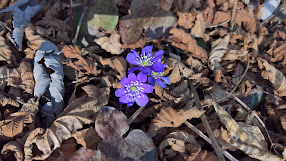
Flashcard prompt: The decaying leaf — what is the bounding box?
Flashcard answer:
[62,45,101,76]
[69,147,99,161]
[191,13,206,40]
[0,93,19,107]
[72,128,101,150]
[95,106,129,140]
[0,36,16,65]
[7,61,34,94]
[94,32,123,55]
[0,98,38,141]
[24,80,110,160]
[177,11,196,29]
[257,58,286,96]
[158,0,174,11]
[212,101,284,161]
[1,141,23,161]
[168,28,208,63]
[148,101,204,137]
[25,24,50,51]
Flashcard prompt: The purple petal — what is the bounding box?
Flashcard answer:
[152,50,164,63]
[160,76,170,85]
[140,84,153,93]
[148,76,156,86]
[119,94,131,104]
[115,88,126,97]
[152,62,164,72]
[135,93,149,106]
[128,73,137,82]
[127,102,134,107]
[142,45,153,58]
[128,66,142,73]
[157,79,167,88]
[142,67,152,75]
[126,50,140,65]
[120,76,129,86]
[137,72,147,83]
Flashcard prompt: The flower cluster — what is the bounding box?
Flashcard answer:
[116,45,170,107]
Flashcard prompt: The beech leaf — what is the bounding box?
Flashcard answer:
[94,32,123,55]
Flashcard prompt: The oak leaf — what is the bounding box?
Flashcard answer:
[94,32,123,55]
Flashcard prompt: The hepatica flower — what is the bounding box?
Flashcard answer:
[115,72,153,107]
[148,65,170,88]
[126,45,165,75]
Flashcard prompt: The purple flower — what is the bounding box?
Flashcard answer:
[148,69,170,88]
[126,45,165,75]
[115,72,153,107]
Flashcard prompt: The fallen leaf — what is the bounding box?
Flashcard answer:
[168,28,208,63]
[0,98,38,141]
[94,32,123,55]
[0,35,17,66]
[177,11,196,29]
[95,106,129,140]
[257,58,286,96]
[148,101,204,137]
[7,61,34,94]
[0,66,11,84]
[191,13,206,40]
[212,101,284,161]
[24,81,110,160]
[69,147,98,161]
[25,24,51,51]
[62,45,101,76]
[1,141,23,161]
[46,138,77,161]
[72,128,101,150]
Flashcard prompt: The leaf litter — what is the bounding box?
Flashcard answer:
[0,0,286,161]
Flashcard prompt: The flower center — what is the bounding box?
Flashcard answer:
[152,71,162,79]
[142,60,148,66]
[131,86,137,91]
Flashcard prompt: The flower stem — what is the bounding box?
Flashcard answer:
[128,106,145,124]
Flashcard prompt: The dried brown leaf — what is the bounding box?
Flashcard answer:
[94,32,123,55]
[96,55,127,79]
[235,9,259,33]
[211,11,231,26]
[0,99,38,140]
[1,141,23,161]
[257,58,286,96]
[148,103,204,137]
[7,61,34,94]
[191,13,206,40]
[168,28,208,63]
[0,35,16,65]
[61,45,101,76]
[270,43,286,65]
[24,79,110,160]
[46,138,77,161]
[177,11,196,29]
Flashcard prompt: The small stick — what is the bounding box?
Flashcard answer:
[72,0,89,44]
[128,106,145,124]
[189,80,226,161]
[206,19,230,28]
[184,121,239,161]
[230,0,238,30]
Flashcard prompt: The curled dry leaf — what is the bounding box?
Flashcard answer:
[94,32,124,55]
[61,45,101,76]
[24,79,110,160]
[1,141,23,161]
[168,28,208,63]
[212,101,284,161]
[0,36,16,65]
[0,98,38,141]
[148,101,204,137]
[7,61,34,94]
[0,93,19,107]
[257,58,286,96]
[191,13,206,41]
[95,106,129,140]
[269,43,286,65]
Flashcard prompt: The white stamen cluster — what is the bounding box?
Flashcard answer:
[151,71,162,79]
[136,53,154,67]
[124,80,144,102]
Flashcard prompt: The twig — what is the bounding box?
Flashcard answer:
[230,0,238,30]
[72,0,89,44]
[189,80,226,161]
[206,19,230,28]
[184,121,239,161]
[128,106,145,124]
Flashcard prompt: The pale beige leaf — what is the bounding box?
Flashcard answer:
[72,128,101,150]
[191,13,206,40]
[96,55,127,79]
[7,61,35,94]
[1,141,23,161]
[24,78,110,160]
[94,32,123,55]
[25,24,50,51]
[208,34,230,71]
[212,101,284,161]
[0,99,38,140]
[177,11,196,29]
[164,58,194,83]
[257,58,286,96]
